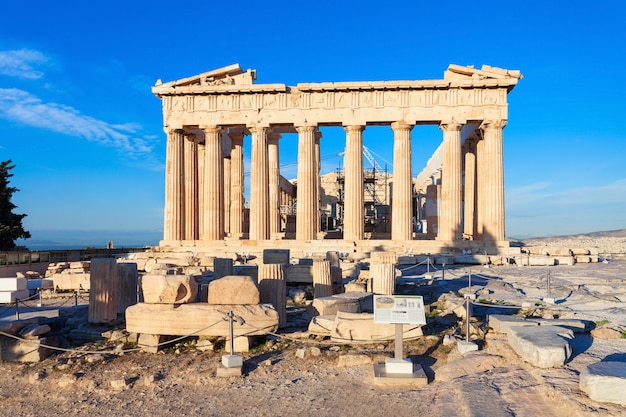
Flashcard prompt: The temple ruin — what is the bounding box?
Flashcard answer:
[150,64,523,261]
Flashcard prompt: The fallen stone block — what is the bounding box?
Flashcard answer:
[331,311,423,343]
[579,361,626,406]
[488,314,540,334]
[0,335,56,362]
[262,249,290,265]
[285,265,313,284]
[126,303,279,338]
[141,274,198,304]
[532,318,593,333]
[308,315,335,336]
[507,325,574,368]
[51,273,90,291]
[208,275,260,305]
[308,292,372,318]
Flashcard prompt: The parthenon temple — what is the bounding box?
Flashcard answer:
[151,64,523,260]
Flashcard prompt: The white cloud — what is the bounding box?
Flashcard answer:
[0,88,155,159]
[0,49,48,79]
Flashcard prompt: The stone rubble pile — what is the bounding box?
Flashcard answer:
[45,261,91,291]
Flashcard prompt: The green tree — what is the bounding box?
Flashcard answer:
[0,160,30,250]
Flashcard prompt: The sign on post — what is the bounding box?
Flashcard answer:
[373,295,426,325]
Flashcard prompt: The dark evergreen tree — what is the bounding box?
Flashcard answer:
[0,160,31,250]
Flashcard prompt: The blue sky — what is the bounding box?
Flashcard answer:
[1,0,625,248]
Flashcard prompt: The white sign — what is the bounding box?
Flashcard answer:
[373,295,426,325]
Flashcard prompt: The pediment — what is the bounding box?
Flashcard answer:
[445,64,523,81]
[155,64,257,88]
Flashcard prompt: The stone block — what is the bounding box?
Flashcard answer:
[232,265,258,281]
[51,273,90,291]
[0,278,27,291]
[308,315,335,336]
[263,249,290,265]
[457,340,479,355]
[308,292,373,318]
[507,325,574,368]
[331,311,423,343]
[26,279,54,290]
[126,303,279,338]
[138,333,167,353]
[285,265,313,284]
[488,314,539,334]
[0,335,55,362]
[207,275,259,305]
[579,361,626,406]
[141,274,198,304]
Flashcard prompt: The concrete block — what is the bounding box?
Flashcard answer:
[457,340,479,355]
[0,278,27,291]
[0,289,29,303]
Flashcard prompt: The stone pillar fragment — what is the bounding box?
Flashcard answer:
[203,126,225,240]
[296,125,318,240]
[480,120,507,241]
[117,262,138,315]
[214,258,233,280]
[439,122,463,241]
[258,263,287,327]
[343,125,365,241]
[249,126,270,240]
[313,260,333,298]
[391,122,414,241]
[371,263,396,295]
[89,258,118,324]
[163,128,185,240]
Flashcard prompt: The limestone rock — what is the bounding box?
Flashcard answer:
[207,275,259,305]
[435,352,504,382]
[308,292,372,318]
[507,325,574,368]
[141,274,198,304]
[337,354,371,367]
[579,361,626,406]
[590,326,625,340]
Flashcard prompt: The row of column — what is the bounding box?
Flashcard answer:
[163,120,506,243]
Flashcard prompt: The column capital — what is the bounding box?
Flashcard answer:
[390,121,414,131]
[267,131,282,141]
[165,126,184,135]
[343,125,365,133]
[439,121,463,131]
[200,125,224,134]
[295,124,317,134]
[248,125,269,135]
[480,119,507,130]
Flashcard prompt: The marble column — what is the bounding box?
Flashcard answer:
[475,137,486,239]
[315,131,322,234]
[202,126,224,240]
[391,122,414,241]
[183,131,199,241]
[296,125,318,240]
[343,125,365,241]
[480,120,507,242]
[229,130,245,237]
[249,126,270,240]
[268,132,282,237]
[163,128,185,241]
[438,122,463,241]
[197,140,205,239]
[223,148,231,236]
[463,139,477,239]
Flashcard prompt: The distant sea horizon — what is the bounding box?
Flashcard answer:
[16,229,162,251]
